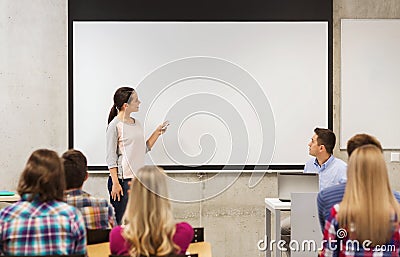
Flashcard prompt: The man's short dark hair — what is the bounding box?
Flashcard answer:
[62,149,88,189]
[346,134,382,157]
[314,128,336,154]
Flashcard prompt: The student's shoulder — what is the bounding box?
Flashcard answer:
[304,158,318,173]
[305,157,316,165]
[53,200,85,217]
[0,201,39,220]
[83,193,111,207]
[0,202,23,220]
[176,222,193,229]
[318,183,346,199]
[333,156,347,167]
[110,225,124,239]
[107,117,121,130]
[176,222,194,235]
[393,191,400,203]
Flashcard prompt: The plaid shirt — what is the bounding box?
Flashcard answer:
[0,194,86,256]
[64,189,116,229]
[321,204,400,257]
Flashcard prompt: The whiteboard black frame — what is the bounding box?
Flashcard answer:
[68,0,333,171]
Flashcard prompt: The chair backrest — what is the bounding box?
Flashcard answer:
[87,229,111,245]
[291,192,321,257]
[191,227,204,243]
[187,242,212,257]
[87,242,110,257]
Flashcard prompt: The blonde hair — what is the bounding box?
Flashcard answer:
[122,166,179,256]
[338,145,400,245]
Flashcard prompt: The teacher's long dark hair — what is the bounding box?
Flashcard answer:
[108,87,135,124]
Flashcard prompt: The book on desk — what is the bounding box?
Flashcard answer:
[0,191,15,196]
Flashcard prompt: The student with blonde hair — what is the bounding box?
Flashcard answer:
[316,133,400,232]
[109,166,194,257]
[321,145,400,256]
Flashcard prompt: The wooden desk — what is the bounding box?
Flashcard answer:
[0,194,20,202]
[265,198,291,257]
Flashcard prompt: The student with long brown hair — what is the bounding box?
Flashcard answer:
[106,86,168,224]
[320,145,400,256]
[109,166,194,257]
[0,149,86,256]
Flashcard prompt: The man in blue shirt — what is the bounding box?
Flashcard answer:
[282,128,346,256]
[304,128,347,190]
[316,133,400,232]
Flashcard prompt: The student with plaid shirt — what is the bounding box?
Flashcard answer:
[0,149,87,256]
[63,149,116,229]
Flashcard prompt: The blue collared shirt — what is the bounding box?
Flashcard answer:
[304,155,347,191]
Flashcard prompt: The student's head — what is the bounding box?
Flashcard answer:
[62,149,88,190]
[346,145,388,196]
[123,166,178,256]
[346,133,382,157]
[108,86,139,124]
[339,145,399,245]
[17,149,65,202]
[308,127,336,156]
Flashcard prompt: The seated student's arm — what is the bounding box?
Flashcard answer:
[72,210,87,255]
[393,191,400,203]
[320,205,340,257]
[173,222,195,254]
[108,203,117,228]
[336,169,347,185]
[317,190,327,232]
[303,158,317,173]
[0,217,3,254]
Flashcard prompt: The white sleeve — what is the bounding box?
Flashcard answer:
[106,122,119,169]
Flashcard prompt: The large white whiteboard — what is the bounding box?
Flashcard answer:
[73,22,328,167]
[341,19,400,149]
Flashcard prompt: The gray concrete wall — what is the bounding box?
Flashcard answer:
[0,0,68,189]
[1,1,400,256]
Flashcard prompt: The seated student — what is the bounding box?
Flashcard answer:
[63,149,116,229]
[304,127,347,191]
[0,149,86,256]
[317,134,400,232]
[109,166,194,256]
[320,145,400,256]
[281,128,346,256]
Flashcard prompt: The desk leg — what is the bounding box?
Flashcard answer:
[265,208,271,257]
[274,210,281,257]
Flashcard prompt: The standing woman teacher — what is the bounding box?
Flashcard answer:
[106,86,167,224]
